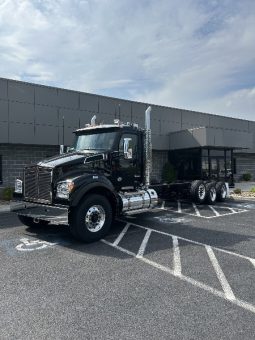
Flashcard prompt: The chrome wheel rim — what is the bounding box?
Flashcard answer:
[85,205,106,232]
[210,187,217,202]
[198,184,206,200]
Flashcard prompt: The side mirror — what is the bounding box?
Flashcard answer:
[123,138,133,159]
[66,146,73,153]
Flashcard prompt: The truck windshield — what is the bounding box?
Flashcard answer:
[72,131,117,151]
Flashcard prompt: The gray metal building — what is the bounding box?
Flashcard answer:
[0,77,254,190]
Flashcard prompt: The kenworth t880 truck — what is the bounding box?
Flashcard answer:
[11,107,228,242]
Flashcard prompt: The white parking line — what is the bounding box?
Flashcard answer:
[208,205,220,217]
[163,202,248,219]
[113,223,130,246]
[192,203,201,217]
[249,259,255,268]
[172,236,182,276]
[123,220,254,263]
[205,245,235,301]
[102,222,255,314]
[136,229,151,258]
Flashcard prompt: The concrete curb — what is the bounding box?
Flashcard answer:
[230,196,255,201]
[0,205,10,214]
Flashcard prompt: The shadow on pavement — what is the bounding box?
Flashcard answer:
[23,216,255,260]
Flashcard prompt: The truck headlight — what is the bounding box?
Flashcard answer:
[56,180,74,199]
[15,179,23,194]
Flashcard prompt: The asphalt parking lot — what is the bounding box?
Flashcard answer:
[1,199,255,339]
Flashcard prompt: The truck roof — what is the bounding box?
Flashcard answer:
[75,123,142,134]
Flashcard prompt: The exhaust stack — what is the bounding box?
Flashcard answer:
[144,106,152,189]
[91,115,97,126]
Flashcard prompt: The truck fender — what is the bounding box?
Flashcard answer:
[70,181,117,207]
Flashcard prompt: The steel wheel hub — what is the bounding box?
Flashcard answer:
[210,187,217,202]
[85,205,106,232]
[198,184,206,200]
[221,186,227,198]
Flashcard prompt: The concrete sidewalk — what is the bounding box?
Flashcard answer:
[0,201,10,214]
[233,182,255,192]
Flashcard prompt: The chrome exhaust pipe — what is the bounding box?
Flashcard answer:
[91,115,96,126]
[144,106,152,189]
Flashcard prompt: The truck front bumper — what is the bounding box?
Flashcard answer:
[10,200,69,225]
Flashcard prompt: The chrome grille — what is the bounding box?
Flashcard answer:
[24,166,52,203]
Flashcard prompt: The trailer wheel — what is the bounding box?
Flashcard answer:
[70,194,112,243]
[190,180,206,204]
[205,183,217,204]
[18,215,49,228]
[215,182,227,202]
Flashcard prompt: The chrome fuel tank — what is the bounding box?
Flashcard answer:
[119,189,158,212]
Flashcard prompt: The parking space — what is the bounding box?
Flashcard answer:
[103,219,255,313]
[162,200,248,219]
[1,199,255,338]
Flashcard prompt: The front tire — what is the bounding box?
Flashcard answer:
[70,194,112,243]
[18,215,49,228]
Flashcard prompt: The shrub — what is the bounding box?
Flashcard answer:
[242,173,252,181]
[2,187,14,201]
[233,188,242,195]
[162,162,176,184]
[250,187,255,193]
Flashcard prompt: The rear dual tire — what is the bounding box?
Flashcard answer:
[190,180,227,204]
[215,181,227,202]
[190,180,207,204]
[205,182,217,204]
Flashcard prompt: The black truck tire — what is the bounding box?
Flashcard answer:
[190,180,207,204]
[18,215,49,228]
[70,194,112,243]
[215,181,227,202]
[205,182,217,204]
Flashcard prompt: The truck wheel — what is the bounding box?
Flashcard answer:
[205,183,217,204]
[190,180,206,204]
[18,215,49,228]
[216,182,227,202]
[70,194,112,243]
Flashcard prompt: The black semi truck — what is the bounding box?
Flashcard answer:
[11,107,228,242]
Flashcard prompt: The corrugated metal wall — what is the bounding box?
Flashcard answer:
[0,77,254,151]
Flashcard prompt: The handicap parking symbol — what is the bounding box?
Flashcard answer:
[16,238,57,252]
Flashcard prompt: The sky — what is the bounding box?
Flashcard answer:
[0,0,254,120]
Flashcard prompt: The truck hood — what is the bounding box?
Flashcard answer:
[37,151,95,168]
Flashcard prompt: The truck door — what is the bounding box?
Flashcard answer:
[114,133,142,188]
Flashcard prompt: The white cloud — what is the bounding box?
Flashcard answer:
[0,0,254,120]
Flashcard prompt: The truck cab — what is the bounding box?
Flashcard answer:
[11,108,228,243]
[11,115,158,242]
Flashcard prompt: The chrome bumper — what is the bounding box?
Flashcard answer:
[10,200,69,225]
